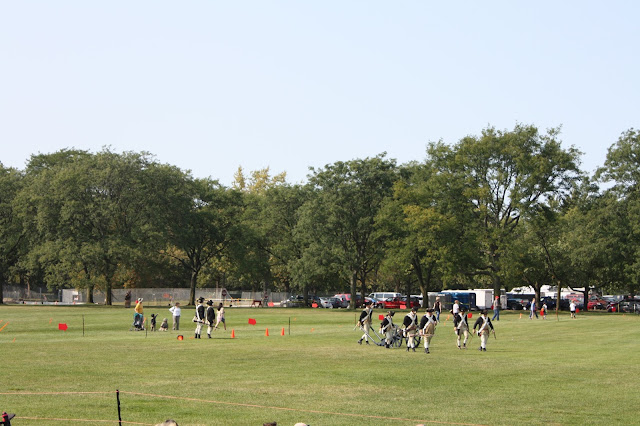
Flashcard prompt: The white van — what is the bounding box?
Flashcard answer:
[369,292,403,303]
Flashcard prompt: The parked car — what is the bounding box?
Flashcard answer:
[375,297,419,310]
[587,299,608,310]
[281,295,306,308]
[307,295,322,307]
[333,294,350,308]
[539,297,557,310]
[318,297,340,308]
[507,298,527,310]
[400,296,421,308]
[369,292,403,302]
[318,297,331,308]
[619,300,640,313]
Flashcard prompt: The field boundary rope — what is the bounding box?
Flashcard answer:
[1,390,487,426]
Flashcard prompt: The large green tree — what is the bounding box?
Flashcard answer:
[427,124,581,297]
[20,149,165,304]
[297,155,397,308]
[161,178,243,305]
[0,164,24,303]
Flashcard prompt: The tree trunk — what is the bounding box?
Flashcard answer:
[87,284,94,304]
[188,269,198,306]
[104,267,112,305]
[492,274,502,307]
[0,281,4,304]
[349,271,357,309]
[412,257,426,308]
[556,280,562,316]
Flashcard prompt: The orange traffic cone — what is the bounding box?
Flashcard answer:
[311,328,314,332]
[281,327,285,336]
[231,329,235,338]
[265,328,269,337]
[519,313,522,319]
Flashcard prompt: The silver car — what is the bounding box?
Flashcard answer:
[319,297,337,308]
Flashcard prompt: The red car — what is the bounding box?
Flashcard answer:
[587,299,607,310]
[376,296,420,310]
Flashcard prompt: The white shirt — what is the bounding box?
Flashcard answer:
[169,306,181,316]
[452,303,460,314]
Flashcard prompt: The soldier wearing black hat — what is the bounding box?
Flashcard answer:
[194,297,205,339]
[473,309,495,351]
[403,307,419,352]
[419,308,438,354]
[453,307,470,349]
[357,300,373,345]
[380,311,395,348]
[205,300,216,338]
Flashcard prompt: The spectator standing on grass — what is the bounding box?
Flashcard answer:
[357,300,373,345]
[453,307,469,349]
[134,298,144,329]
[452,300,460,316]
[206,300,216,338]
[419,308,438,354]
[215,302,227,331]
[529,298,538,319]
[491,295,500,321]
[570,300,577,318]
[433,296,442,322]
[473,309,495,352]
[541,302,548,319]
[169,302,181,330]
[135,298,144,316]
[194,297,205,339]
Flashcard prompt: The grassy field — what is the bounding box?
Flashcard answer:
[1,304,639,426]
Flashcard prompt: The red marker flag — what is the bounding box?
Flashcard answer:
[467,313,472,319]
[378,314,384,320]
[58,323,68,331]
[248,318,257,325]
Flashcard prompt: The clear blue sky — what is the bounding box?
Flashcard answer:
[1,1,638,185]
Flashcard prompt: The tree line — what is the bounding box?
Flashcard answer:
[1,124,639,307]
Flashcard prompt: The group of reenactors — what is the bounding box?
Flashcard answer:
[356,300,496,353]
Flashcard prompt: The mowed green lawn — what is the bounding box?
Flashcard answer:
[1,305,639,426]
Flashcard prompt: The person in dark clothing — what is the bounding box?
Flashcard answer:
[194,297,205,339]
[1,411,15,426]
[205,300,216,338]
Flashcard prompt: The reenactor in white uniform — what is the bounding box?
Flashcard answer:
[419,308,438,354]
[380,311,395,348]
[453,307,470,349]
[402,307,419,352]
[473,309,495,352]
[357,301,374,345]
